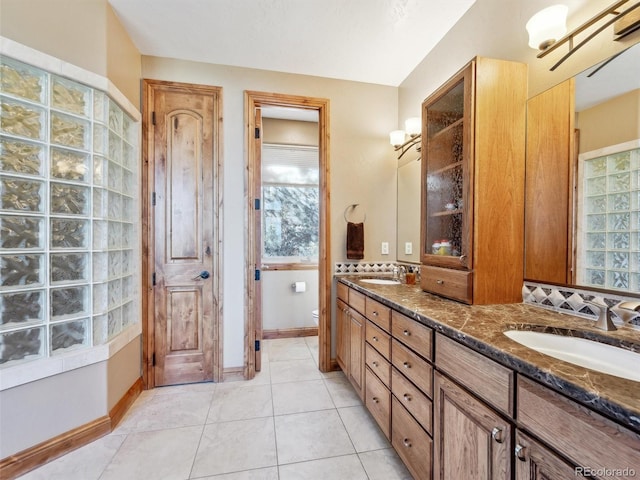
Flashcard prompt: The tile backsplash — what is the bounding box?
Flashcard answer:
[523,281,640,328]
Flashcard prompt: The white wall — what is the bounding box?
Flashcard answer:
[142,56,399,368]
[263,271,319,330]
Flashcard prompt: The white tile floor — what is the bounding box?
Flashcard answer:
[18,337,413,480]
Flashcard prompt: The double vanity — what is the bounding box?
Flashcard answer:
[336,276,640,480]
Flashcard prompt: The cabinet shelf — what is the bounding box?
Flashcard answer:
[429,117,464,140]
[430,209,462,217]
[427,161,463,176]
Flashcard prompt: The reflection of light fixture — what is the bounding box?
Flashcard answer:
[390,117,422,159]
[529,1,640,71]
[526,4,568,50]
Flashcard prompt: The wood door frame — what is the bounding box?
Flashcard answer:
[245,91,331,377]
[142,79,224,389]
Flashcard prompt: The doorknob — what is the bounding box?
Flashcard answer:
[193,271,210,280]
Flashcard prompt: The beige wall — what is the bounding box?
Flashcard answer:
[577,89,640,153]
[0,0,141,105]
[142,56,398,367]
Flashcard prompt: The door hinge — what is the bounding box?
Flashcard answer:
[152,272,156,286]
[152,192,156,206]
[255,340,260,352]
[255,127,260,139]
[152,352,156,366]
[254,269,261,281]
[254,198,260,210]
[152,111,156,126]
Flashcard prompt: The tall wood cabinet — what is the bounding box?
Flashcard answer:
[420,57,527,304]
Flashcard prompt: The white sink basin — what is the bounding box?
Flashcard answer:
[504,330,640,382]
[360,278,401,285]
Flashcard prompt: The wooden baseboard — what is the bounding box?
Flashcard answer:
[263,327,318,339]
[0,377,143,480]
[222,367,245,382]
[109,376,144,429]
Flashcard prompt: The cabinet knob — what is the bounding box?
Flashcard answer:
[403,438,412,448]
[403,361,411,369]
[403,329,411,336]
[515,444,527,461]
[372,361,379,367]
[372,396,379,403]
[372,336,378,342]
[436,279,444,285]
[373,311,379,316]
[491,427,504,444]
[403,393,412,402]
[459,254,467,264]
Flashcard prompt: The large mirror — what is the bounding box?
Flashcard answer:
[526,42,640,294]
[396,154,421,264]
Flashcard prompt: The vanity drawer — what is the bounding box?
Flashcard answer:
[366,320,390,359]
[392,396,433,480]
[365,367,391,439]
[337,281,349,302]
[392,367,432,434]
[349,288,366,315]
[365,297,391,332]
[366,343,391,386]
[436,333,514,416]
[518,376,640,476]
[391,339,433,398]
[391,311,433,361]
[420,265,473,304]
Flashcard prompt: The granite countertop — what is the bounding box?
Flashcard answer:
[338,275,640,433]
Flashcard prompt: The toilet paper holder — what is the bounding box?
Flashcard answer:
[292,281,306,292]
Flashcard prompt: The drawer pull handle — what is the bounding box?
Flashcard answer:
[515,444,527,461]
[372,361,379,367]
[491,427,504,444]
[403,329,411,336]
[372,396,379,403]
[403,362,411,369]
[459,254,467,264]
[372,336,378,342]
[373,311,379,316]
[436,279,444,285]
[403,393,412,402]
[403,438,412,448]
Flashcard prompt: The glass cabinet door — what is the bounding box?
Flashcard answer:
[421,64,473,270]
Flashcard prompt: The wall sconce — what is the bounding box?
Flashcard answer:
[390,117,422,160]
[526,4,568,50]
[528,1,640,71]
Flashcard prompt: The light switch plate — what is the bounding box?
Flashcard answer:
[381,242,389,255]
[405,242,413,255]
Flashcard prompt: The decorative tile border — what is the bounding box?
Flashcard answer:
[523,281,640,328]
[334,262,397,274]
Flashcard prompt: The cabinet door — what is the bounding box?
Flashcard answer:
[421,62,474,270]
[434,372,511,480]
[349,309,365,400]
[336,299,349,373]
[515,431,583,480]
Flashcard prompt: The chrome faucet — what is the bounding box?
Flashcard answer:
[584,300,617,331]
[611,301,640,325]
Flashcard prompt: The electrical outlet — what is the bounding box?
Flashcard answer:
[405,242,413,255]
[381,242,389,255]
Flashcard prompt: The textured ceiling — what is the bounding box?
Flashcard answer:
[108,0,476,86]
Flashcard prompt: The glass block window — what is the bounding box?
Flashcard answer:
[577,146,639,292]
[262,144,319,263]
[0,55,139,367]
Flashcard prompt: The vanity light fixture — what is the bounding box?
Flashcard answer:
[390,117,422,160]
[528,0,640,71]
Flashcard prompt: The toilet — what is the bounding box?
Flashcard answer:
[312,309,319,326]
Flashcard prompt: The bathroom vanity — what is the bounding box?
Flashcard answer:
[336,276,640,480]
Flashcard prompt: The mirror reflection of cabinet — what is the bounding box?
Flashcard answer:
[524,79,576,284]
[420,57,527,305]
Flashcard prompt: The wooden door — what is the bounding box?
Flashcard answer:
[349,309,365,399]
[514,431,582,479]
[434,371,511,480]
[148,81,221,386]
